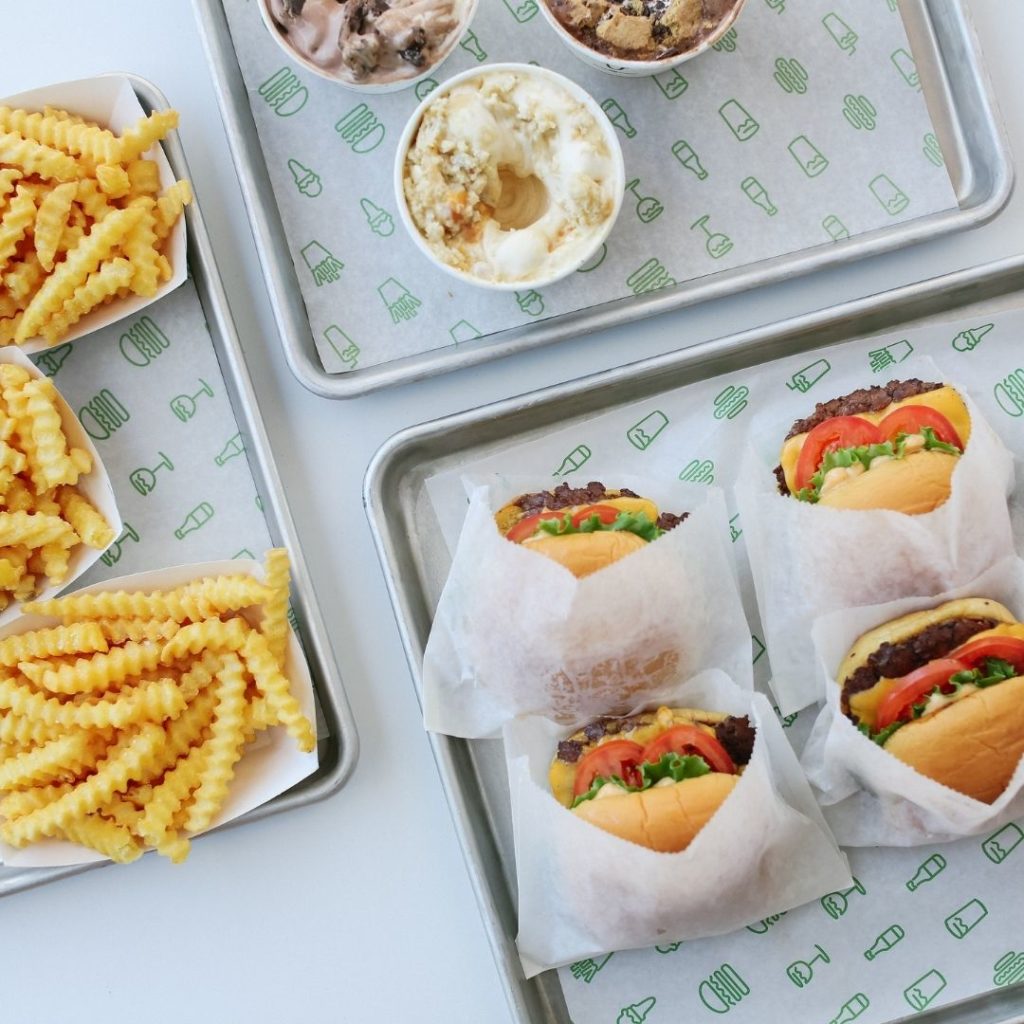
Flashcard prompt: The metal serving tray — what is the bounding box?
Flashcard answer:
[193,0,1009,399]
[365,252,1024,1024]
[0,75,359,897]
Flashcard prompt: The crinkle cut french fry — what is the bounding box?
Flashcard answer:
[33,181,77,273]
[0,130,80,182]
[0,168,22,208]
[0,730,101,790]
[116,109,180,163]
[0,622,107,666]
[154,179,192,241]
[0,510,77,549]
[20,377,77,492]
[20,640,162,695]
[61,813,142,864]
[54,486,113,550]
[126,159,160,198]
[135,741,205,861]
[96,617,180,645]
[0,780,73,819]
[0,107,120,164]
[0,186,37,275]
[260,548,290,672]
[241,630,315,753]
[95,163,130,199]
[40,256,135,344]
[4,250,45,305]
[123,197,160,298]
[159,618,248,665]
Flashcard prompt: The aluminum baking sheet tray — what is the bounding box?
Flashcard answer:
[365,252,1024,1024]
[0,75,359,897]
[194,0,1009,399]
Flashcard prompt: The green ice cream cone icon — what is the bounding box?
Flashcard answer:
[515,290,544,316]
[288,158,322,197]
[823,12,857,54]
[34,343,73,377]
[301,241,344,285]
[360,198,395,237]
[618,996,656,1023]
[952,323,994,352]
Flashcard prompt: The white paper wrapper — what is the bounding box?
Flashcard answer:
[736,376,1015,714]
[422,476,752,737]
[0,559,319,867]
[1,75,188,352]
[0,349,121,628]
[801,556,1024,847]
[505,670,852,975]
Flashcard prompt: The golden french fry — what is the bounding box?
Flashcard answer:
[0,510,77,549]
[123,197,160,298]
[154,179,192,242]
[241,630,315,753]
[260,548,290,672]
[0,186,37,275]
[0,107,119,164]
[20,640,162,695]
[54,486,113,550]
[61,813,143,863]
[126,159,160,198]
[0,130,81,182]
[96,617,180,645]
[4,251,46,305]
[33,181,77,273]
[40,256,134,344]
[0,623,107,666]
[117,109,179,163]
[95,163,130,199]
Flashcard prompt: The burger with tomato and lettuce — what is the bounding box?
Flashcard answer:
[840,598,1024,803]
[549,706,754,851]
[775,379,969,514]
[496,482,688,578]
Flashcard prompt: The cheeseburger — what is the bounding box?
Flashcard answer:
[550,706,755,851]
[496,482,687,578]
[840,598,1024,803]
[775,379,969,514]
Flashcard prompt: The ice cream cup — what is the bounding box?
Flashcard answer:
[394,63,625,292]
[537,0,747,77]
[258,0,479,94]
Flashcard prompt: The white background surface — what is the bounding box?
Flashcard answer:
[1,2,1021,1022]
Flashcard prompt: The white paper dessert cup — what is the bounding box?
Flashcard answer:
[394,63,625,292]
[257,0,479,94]
[536,0,747,77]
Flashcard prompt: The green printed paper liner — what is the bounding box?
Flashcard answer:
[0,349,121,629]
[504,669,851,975]
[422,476,752,737]
[0,558,319,868]
[801,556,1024,847]
[735,367,1015,714]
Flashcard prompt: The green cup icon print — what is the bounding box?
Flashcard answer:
[119,314,169,367]
[787,945,830,988]
[502,0,538,22]
[361,198,395,237]
[982,822,1024,862]
[923,133,944,167]
[871,174,910,215]
[450,319,481,344]
[379,278,421,323]
[823,215,850,241]
[323,325,360,368]
[215,432,245,467]
[129,451,173,497]
[174,502,214,541]
[907,853,946,890]
[787,358,830,393]
[993,370,1024,418]
[713,384,749,419]
[864,925,905,960]
[553,444,591,477]
[712,27,738,52]
[79,389,129,440]
[627,258,676,294]
[823,12,857,53]
[952,323,993,352]
[945,898,988,939]
[601,98,637,139]
[655,69,688,100]
[904,970,946,1012]
[415,78,439,102]
[746,912,786,934]
[843,95,877,130]
[618,996,656,1023]
[679,458,714,484]
[719,99,759,141]
[335,104,386,153]
[171,378,214,422]
[741,177,777,216]
[672,140,708,180]
[627,410,669,450]
[869,340,913,371]
[829,993,869,1024]
[258,67,308,117]
[570,953,612,982]
[626,178,663,223]
[100,522,139,567]
[35,342,73,377]
[820,877,865,918]
[774,57,808,94]
[459,29,487,61]
[699,964,749,1013]
[789,135,828,177]
[287,158,321,197]
[994,952,1024,987]
[301,241,344,285]
[892,48,921,90]
[691,215,733,259]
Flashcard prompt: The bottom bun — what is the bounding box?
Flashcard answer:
[818,449,957,514]
[572,773,738,852]
[883,674,1024,803]
[521,531,648,578]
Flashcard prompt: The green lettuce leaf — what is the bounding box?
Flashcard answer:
[569,753,712,808]
[535,509,663,543]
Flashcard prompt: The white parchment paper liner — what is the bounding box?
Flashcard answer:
[0,558,319,867]
[505,669,852,976]
[736,377,1015,714]
[1,75,187,352]
[422,476,752,738]
[801,556,1024,847]
[0,349,121,628]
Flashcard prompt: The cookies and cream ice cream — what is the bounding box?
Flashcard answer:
[265,0,467,85]
[400,68,622,286]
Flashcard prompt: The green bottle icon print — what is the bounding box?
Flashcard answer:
[823,215,850,241]
[174,502,214,541]
[335,104,385,153]
[864,925,905,959]
[379,278,421,323]
[923,133,944,167]
[891,48,921,90]
[119,314,170,366]
[952,323,993,352]
[654,69,688,100]
[570,953,612,982]
[626,178,663,223]
[786,944,829,988]
[627,410,669,450]
[287,158,322,197]
[415,79,439,102]
[679,458,715,484]
[719,99,759,141]
[129,451,173,496]
[945,898,987,939]
[994,952,1024,986]
[672,140,708,180]
[100,522,139,567]
[789,135,828,177]
[820,877,866,918]
[301,241,344,285]
[906,853,946,890]
[774,57,808,94]
[450,320,481,344]
[577,242,608,272]
[691,215,734,259]
[170,378,214,422]
[618,996,656,1023]
[627,258,676,294]
[553,444,591,477]
[868,339,913,371]
[502,0,538,22]
[459,29,487,61]
[870,174,910,215]
[698,965,749,1013]
[515,290,544,316]
[787,358,830,392]
[712,28,738,52]
[258,67,308,117]
[982,822,1024,862]
[713,384,749,419]
[751,634,766,663]
[601,98,637,139]
[79,389,129,440]
[215,432,245,466]
[746,912,786,934]
[823,13,857,54]
[741,177,777,216]
[360,198,395,237]
[994,370,1024,418]
[323,325,360,368]
[34,342,73,377]
[829,993,869,1024]
[904,970,946,1011]
[729,513,741,542]
[843,95,877,130]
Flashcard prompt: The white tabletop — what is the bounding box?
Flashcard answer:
[2,2,1022,1022]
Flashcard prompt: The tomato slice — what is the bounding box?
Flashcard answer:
[640,725,735,775]
[877,405,963,449]
[570,504,621,528]
[505,510,564,544]
[874,658,968,731]
[573,740,645,797]
[794,416,884,492]
[948,635,1024,673]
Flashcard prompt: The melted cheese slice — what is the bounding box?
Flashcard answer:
[780,386,971,494]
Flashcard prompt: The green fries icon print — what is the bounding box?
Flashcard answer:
[823,12,857,54]
[627,410,668,450]
[302,241,344,285]
[789,135,829,177]
[654,69,688,100]
[379,278,421,323]
[945,898,988,939]
[871,174,910,215]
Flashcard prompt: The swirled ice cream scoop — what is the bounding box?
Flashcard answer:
[399,67,622,286]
